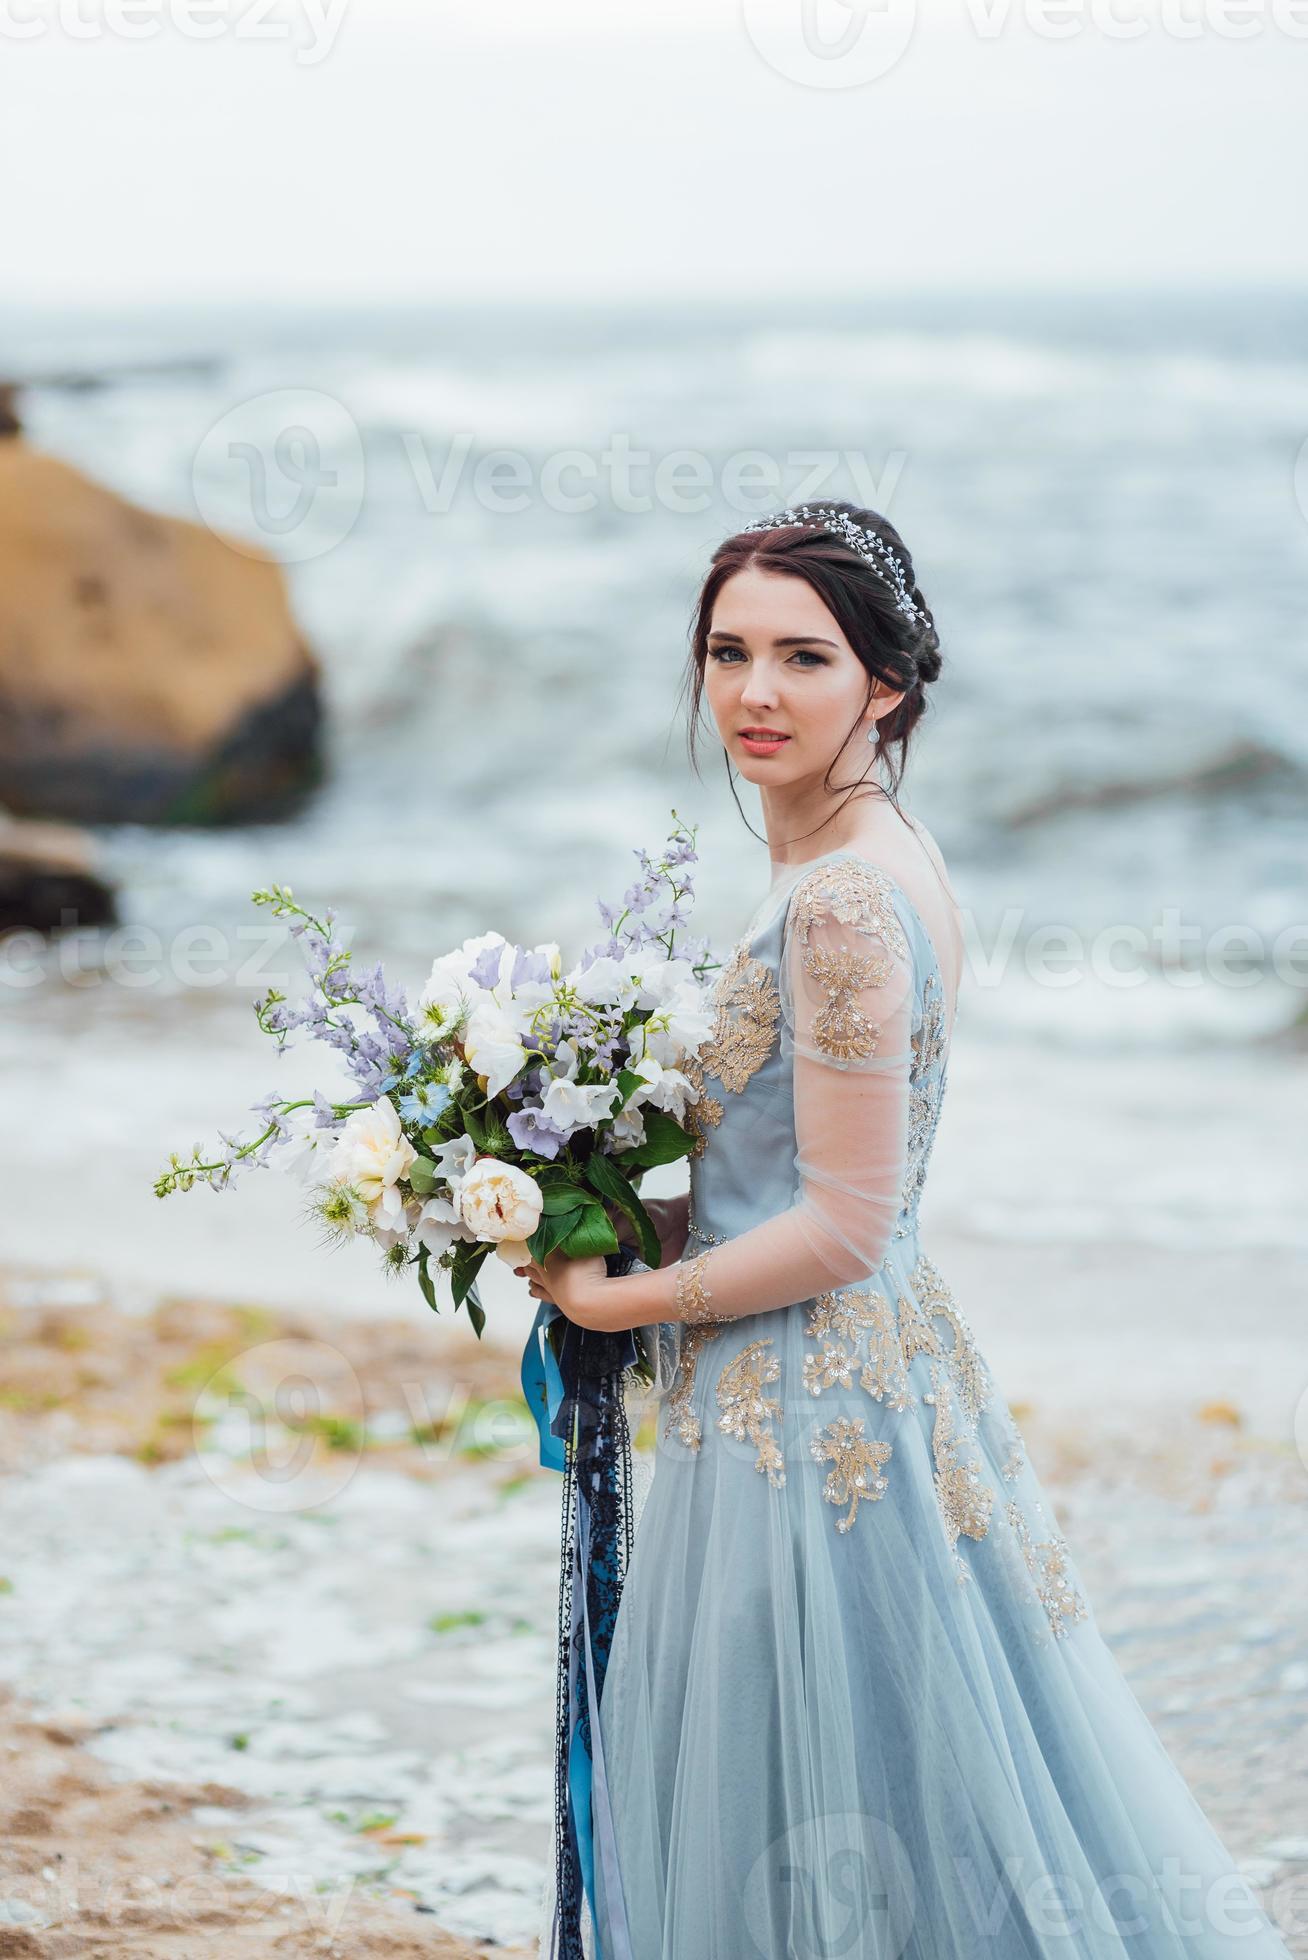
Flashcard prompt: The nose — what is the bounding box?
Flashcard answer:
[739,663,779,709]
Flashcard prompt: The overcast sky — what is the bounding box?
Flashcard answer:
[4,0,1304,304]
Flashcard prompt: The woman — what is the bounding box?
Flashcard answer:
[518,504,1291,1959]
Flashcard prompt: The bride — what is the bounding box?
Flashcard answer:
[517,503,1291,1958]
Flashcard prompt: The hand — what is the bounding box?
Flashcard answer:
[514,1250,628,1331]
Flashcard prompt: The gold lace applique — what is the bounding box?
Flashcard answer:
[924,1359,994,1582]
[803,1286,915,1413]
[893,970,949,1242]
[859,1289,917,1412]
[683,937,780,1154]
[912,1254,994,1428]
[801,944,892,1061]
[802,1254,1015,1562]
[788,859,910,1064]
[788,858,911,962]
[662,1323,724,1451]
[716,1338,785,1487]
[810,1414,892,1533]
[674,1248,724,1326]
[1006,1497,1088,1640]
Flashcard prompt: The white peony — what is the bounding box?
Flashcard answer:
[326,1096,417,1234]
[458,1158,543,1244]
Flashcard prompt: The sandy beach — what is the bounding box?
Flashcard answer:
[1,1235,1306,1956]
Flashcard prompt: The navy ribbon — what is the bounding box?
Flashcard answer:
[522,1284,642,1960]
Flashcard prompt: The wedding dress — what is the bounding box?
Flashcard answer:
[527,815,1291,1960]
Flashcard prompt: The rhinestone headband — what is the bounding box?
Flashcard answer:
[738,504,929,627]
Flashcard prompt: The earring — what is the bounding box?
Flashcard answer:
[867,721,879,744]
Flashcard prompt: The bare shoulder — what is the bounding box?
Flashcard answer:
[905,815,961,902]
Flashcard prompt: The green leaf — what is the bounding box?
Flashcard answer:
[415,1246,440,1314]
[558,1203,620,1260]
[407,1156,438,1195]
[450,1240,491,1308]
[610,1106,696,1170]
[465,1286,487,1339]
[614,1067,644,1109]
[527,1208,581,1263]
[461,1104,489,1149]
[584,1150,661,1268]
[540,1183,585,1214]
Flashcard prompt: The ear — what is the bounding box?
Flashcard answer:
[866,686,908,732]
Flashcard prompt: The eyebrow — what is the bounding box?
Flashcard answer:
[706,633,839,648]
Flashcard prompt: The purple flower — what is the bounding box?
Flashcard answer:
[506,1106,568,1160]
[468,941,510,989]
[511,945,552,987]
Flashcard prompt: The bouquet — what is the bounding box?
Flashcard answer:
[153,815,715,1337]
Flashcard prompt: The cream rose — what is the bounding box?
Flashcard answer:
[326,1096,417,1229]
[458,1157,543,1247]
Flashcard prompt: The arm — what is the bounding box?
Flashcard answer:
[541,861,914,1330]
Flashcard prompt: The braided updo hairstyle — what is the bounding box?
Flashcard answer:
[684,499,942,845]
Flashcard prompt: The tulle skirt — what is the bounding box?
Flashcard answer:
[589,1268,1290,1959]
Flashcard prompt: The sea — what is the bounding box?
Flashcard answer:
[2,289,1306,1317]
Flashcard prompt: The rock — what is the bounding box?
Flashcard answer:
[0,813,117,934]
[0,441,323,825]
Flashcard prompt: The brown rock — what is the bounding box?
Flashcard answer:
[0,441,323,824]
[0,813,116,934]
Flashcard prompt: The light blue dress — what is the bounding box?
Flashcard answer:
[587,848,1291,1960]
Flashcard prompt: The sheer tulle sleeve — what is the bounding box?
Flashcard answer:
[667,860,915,1325]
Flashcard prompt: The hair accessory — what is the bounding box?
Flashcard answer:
[738,504,930,628]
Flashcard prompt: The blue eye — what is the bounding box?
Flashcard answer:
[707,647,746,663]
[790,650,828,667]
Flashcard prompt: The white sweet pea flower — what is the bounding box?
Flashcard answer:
[462,1004,528,1098]
[627,1053,694,1122]
[571,957,641,1011]
[450,931,512,983]
[633,956,700,1009]
[416,966,470,1042]
[637,992,713,1068]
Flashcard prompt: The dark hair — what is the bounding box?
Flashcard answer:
[682,500,942,849]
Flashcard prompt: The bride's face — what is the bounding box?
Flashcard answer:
[704,565,899,787]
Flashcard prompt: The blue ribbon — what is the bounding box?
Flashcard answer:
[521,1299,638,1960]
